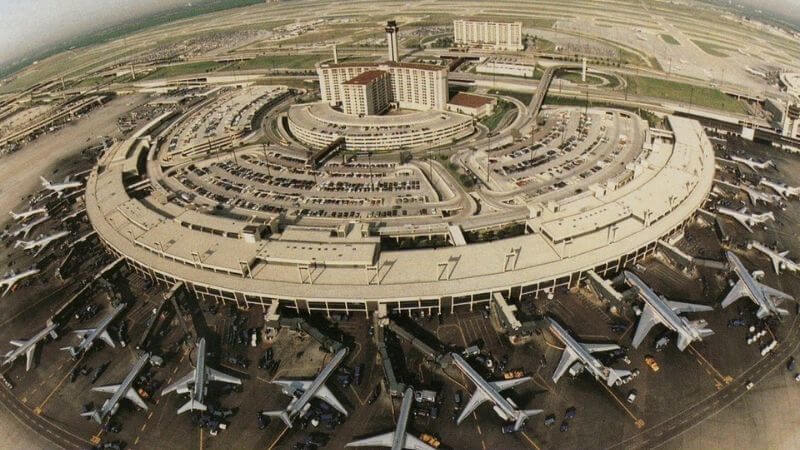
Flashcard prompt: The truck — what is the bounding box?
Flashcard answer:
[420,433,441,448]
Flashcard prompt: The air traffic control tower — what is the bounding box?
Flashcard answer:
[385,20,399,62]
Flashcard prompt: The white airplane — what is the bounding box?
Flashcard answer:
[7,214,49,239]
[624,272,714,351]
[547,318,631,387]
[61,303,126,357]
[739,185,781,206]
[749,241,800,275]
[82,352,150,424]
[759,178,800,199]
[2,321,58,371]
[346,387,436,450]
[717,207,774,232]
[451,352,540,432]
[263,347,349,427]
[0,267,40,296]
[721,251,793,319]
[39,176,82,198]
[161,338,241,414]
[15,230,69,256]
[731,155,775,172]
[9,207,47,221]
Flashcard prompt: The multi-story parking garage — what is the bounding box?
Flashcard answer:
[85,78,715,317]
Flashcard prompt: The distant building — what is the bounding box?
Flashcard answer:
[453,20,523,51]
[318,62,449,112]
[779,73,800,139]
[341,70,391,116]
[447,92,497,118]
[385,20,400,63]
[476,59,537,78]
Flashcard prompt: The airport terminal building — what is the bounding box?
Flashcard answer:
[86,110,715,318]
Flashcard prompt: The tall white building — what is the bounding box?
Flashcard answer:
[453,20,524,51]
[318,62,449,112]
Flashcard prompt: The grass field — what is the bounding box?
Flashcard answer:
[660,34,680,45]
[230,54,322,70]
[691,39,733,57]
[141,61,225,80]
[624,75,746,114]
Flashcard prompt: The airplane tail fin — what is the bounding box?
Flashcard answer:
[689,320,714,341]
[80,409,102,424]
[776,307,790,316]
[263,410,292,428]
[177,399,207,414]
[607,368,632,387]
[514,409,542,431]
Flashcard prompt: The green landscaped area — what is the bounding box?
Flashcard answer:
[691,39,734,57]
[140,62,225,80]
[229,54,323,70]
[556,72,606,86]
[481,100,515,131]
[624,75,747,114]
[660,34,680,45]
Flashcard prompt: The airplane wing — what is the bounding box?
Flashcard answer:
[769,255,781,274]
[207,367,241,385]
[346,432,394,448]
[125,387,148,410]
[760,283,794,302]
[632,305,659,349]
[314,384,348,416]
[552,348,579,384]
[582,343,620,353]
[9,340,25,347]
[665,300,714,314]
[273,379,312,392]
[721,279,749,308]
[98,330,116,348]
[92,384,121,394]
[491,376,531,392]
[161,370,195,395]
[24,344,37,371]
[676,333,692,351]
[458,389,489,423]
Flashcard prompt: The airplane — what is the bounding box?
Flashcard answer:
[15,230,70,256]
[759,178,800,199]
[731,155,775,172]
[546,318,631,387]
[161,337,242,414]
[40,176,82,197]
[7,214,49,239]
[81,352,150,424]
[61,303,126,357]
[345,387,436,450]
[623,271,714,351]
[739,185,781,206]
[716,207,774,232]
[263,347,349,427]
[721,251,794,319]
[0,268,40,296]
[2,321,58,371]
[749,241,800,275]
[9,207,47,221]
[450,352,540,432]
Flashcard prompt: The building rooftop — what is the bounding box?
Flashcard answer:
[343,70,388,86]
[449,92,495,108]
[321,61,446,72]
